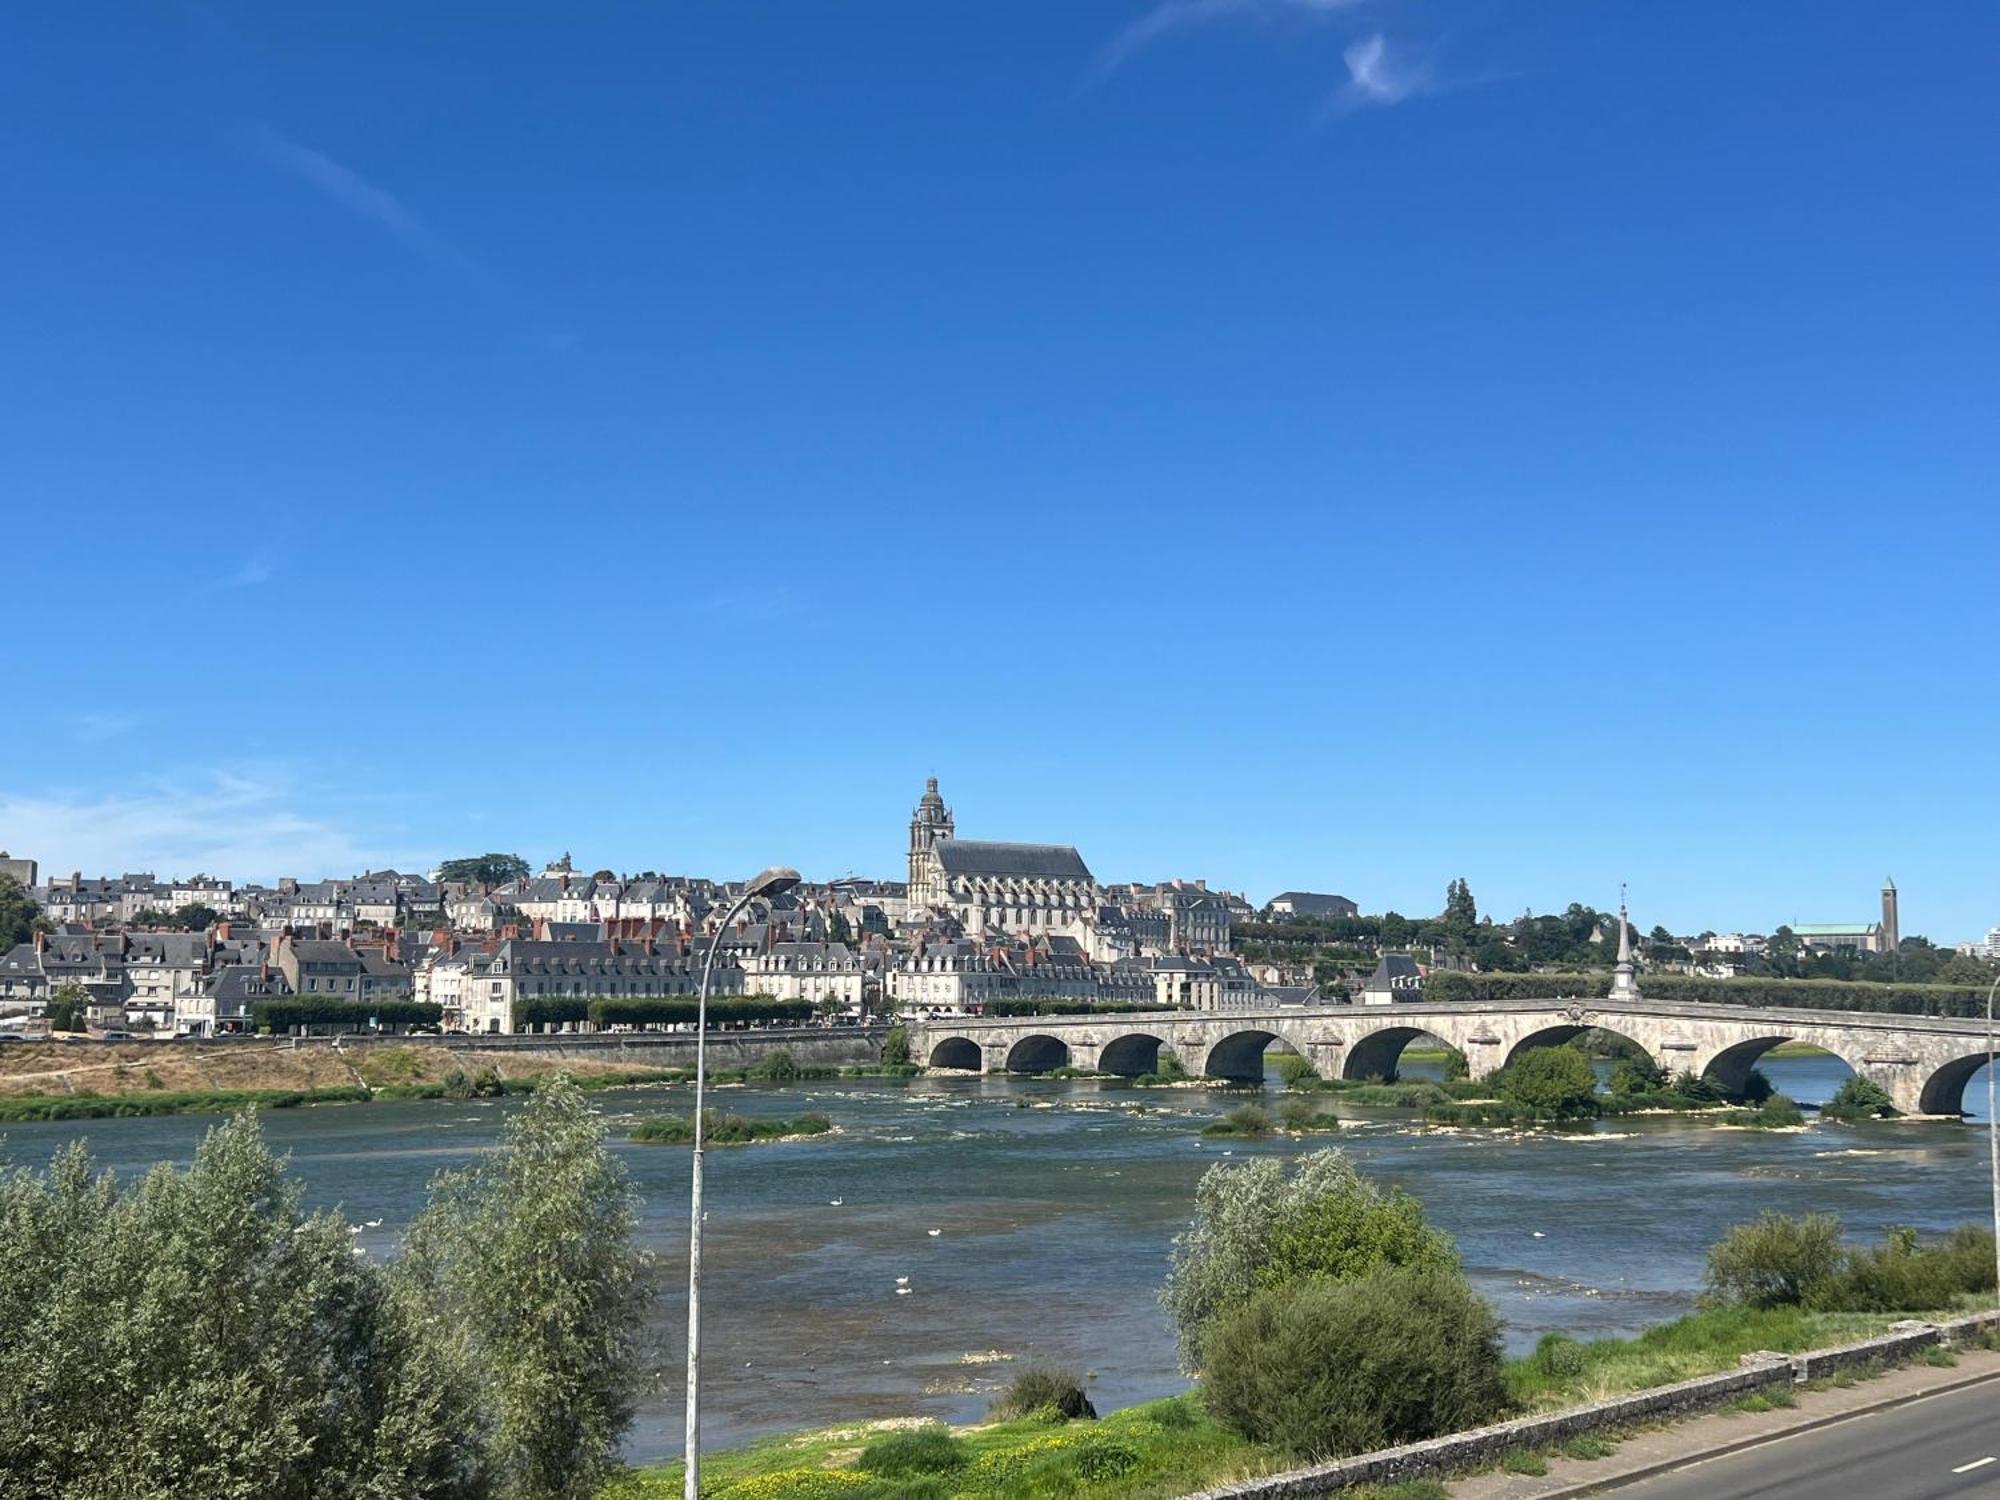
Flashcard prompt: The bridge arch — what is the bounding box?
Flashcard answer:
[1343,1026,1467,1083]
[1916,1053,1991,1117]
[1502,1024,1658,1076]
[1203,1028,1294,1081]
[1004,1034,1071,1074]
[928,1036,983,1071]
[1699,1036,1861,1103]
[1098,1032,1169,1077]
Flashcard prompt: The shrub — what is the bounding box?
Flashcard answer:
[1203,1105,1273,1138]
[880,1026,911,1067]
[1496,1049,1599,1117]
[1823,1076,1899,1121]
[1610,1057,1666,1096]
[858,1425,968,1477]
[989,1366,1095,1422]
[1153,1050,1191,1083]
[1705,1212,1844,1308]
[1755,1094,1804,1128]
[1530,1331,1586,1380]
[1275,1053,1320,1087]
[1808,1225,1997,1313]
[1443,1050,1470,1081]
[1201,1266,1507,1459]
[1670,1070,1728,1105]
[1161,1149,1457,1371]
[1739,1067,1775,1104]
[1072,1438,1141,1480]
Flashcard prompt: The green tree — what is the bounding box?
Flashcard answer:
[1497,1047,1599,1116]
[827,910,854,945]
[437,854,532,887]
[402,1075,651,1500]
[1705,1211,1844,1308]
[172,902,221,931]
[880,1025,912,1067]
[1202,1266,1505,1459]
[0,874,48,951]
[1443,878,1478,937]
[44,980,89,1032]
[0,1115,486,1498]
[1160,1149,1457,1372]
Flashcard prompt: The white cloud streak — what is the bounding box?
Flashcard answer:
[248,123,484,279]
[1100,0,1361,74]
[1332,33,1433,110]
[0,771,423,884]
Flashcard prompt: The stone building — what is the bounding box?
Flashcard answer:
[905,778,1099,942]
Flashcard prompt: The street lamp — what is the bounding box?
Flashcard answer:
[1987,975,1999,1309]
[685,864,800,1500]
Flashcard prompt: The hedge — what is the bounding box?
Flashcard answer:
[251,999,444,1031]
[1422,970,1992,1017]
[510,995,815,1030]
[979,1000,1160,1018]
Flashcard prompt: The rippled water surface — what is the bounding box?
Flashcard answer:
[3,1053,1993,1460]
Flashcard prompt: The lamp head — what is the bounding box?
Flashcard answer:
[746,866,802,899]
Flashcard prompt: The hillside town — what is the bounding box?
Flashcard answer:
[0,781,1994,1039]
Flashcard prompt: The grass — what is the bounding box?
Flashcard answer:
[0,1084,374,1121]
[1499,1448,1548,1476]
[603,1392,1281,1500]
[1559,1434,1616,1460]
[629,1110,833,1145]
[1501,1304,1924,1410]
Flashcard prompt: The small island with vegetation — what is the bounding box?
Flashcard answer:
[630,1108,833,1146]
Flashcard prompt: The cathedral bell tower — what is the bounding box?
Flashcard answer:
[908,777,954,903]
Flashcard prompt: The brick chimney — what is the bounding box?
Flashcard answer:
[33,930,46,955]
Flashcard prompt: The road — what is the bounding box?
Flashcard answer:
[1614,1377,2000,1499]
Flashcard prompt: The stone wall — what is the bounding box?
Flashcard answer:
[446,1026,888,1071]
[1184,1312,2000,1499]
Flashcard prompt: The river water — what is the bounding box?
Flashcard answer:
[1,1054,1993,1462]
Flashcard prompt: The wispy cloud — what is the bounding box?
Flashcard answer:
[247,123,484,280]
[0,769,423,884]
[1099,0,1361,75]
[1330,32,1433,111]
[73,714,138,745]
[219,557,273,590]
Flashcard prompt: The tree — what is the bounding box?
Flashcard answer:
[1496,1047,1599,1117]
[172,902,221,932]
[436,854,532,888]
[402,1076,651,1500]
[1378,911,1414,948]
[1443,878,1478,932]
[44,981,89,1032]
[1705,1211,1844,1308]
[1202,1266,1505,1459]
[881,1026,912,1067]
[827,910,854,946]
[1160,1148,1457,1372]
[0,1115,486,1498]
[0,875,48,951]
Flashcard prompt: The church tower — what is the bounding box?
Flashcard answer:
[908,777,954,903]
[1608,889,1642,1001]
[1881,876,1900,954]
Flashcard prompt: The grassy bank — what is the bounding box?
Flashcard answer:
[604,1302,1991,1500]
[0,1085,375,1122]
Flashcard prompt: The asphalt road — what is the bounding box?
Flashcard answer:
[1615,1378,2000,1500]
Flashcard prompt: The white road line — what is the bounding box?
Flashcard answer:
[1952,1456,1997,1474]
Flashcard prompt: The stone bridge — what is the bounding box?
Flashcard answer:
[907,1001,1997,1116]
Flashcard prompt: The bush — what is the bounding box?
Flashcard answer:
[1610,1057,1665,1095]
[1496,1049,1598,1118]
[1530,1331,1586,1380]
[1275,1052,1320,1087]
[1153,1050,1191,1083]
[1705,1212,1844,1308]
[1202,1105,1272,1138]
[1201,1266,1507,1459]
[1072,1438,1141,1480]
[1809,1225,1997,1313]
[1823,1076,1899,1121]
[1161,1149,1457,1371]
[990,1365,1096,1422]
[1755,1094,1804,1128]
[857,1425,968,1477]
[881,1026,911,1067]
[1670,1070,1728,1105]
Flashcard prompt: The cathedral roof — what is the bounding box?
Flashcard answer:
[935,840,1093,881]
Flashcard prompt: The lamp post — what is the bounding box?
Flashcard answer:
[685,864,800,1500]
[1987,975,1999,1307]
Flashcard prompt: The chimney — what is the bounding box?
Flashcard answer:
[260,959,270,981]
[500,922,520,942]
[214,921,231,943]
[33,930,46,955]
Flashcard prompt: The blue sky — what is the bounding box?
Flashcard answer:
[3,2,1995,939]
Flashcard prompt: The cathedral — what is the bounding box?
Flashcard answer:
[906,778,1099,942]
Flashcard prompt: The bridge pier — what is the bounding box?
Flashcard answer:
[1068,1043,1102,1073]
[982,1041,1010,1074]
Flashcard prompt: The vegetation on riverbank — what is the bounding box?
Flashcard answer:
[629,1109,833,1145]
[0,1084,375,1121]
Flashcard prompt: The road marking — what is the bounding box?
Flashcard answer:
[1953,1456,1996,1474]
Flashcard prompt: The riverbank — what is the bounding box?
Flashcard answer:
[603,1303,1993,1499]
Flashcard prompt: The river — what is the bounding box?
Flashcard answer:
[1,1053,1992,1461]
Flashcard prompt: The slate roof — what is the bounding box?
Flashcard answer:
[934,840,1094,881]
